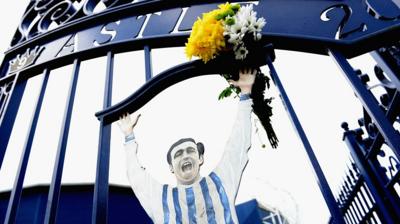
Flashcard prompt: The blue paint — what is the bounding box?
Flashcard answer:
[144,45,152,81]
[162,185,169,224]
[210,172,234,224]
[4,69,50,224]
[185,187,197,224]
[172,188,182,224]
[199,178,216,224]
[0,74,27,169]
[329,49,400,157]
[92,52,114,224]
[45,59,81,224]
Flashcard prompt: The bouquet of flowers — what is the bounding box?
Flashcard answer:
[185,3,265,62]
[185,2,278,148]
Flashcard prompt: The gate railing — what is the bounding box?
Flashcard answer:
[332,43,400,224]
[1,1,400,223]
[334,160,382,223]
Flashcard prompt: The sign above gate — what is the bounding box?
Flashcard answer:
[1,0,400,77]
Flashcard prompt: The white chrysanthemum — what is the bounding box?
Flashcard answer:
[237,4,253,20]
[247,16,264,34]
[249,12,257,24]
[248,10,257,26]
[240,25,249,34]
[227,33,241,44]
[235,45,248,60]
[235,5,259,34]
[254,17,266,32]
[235,16,247,29]
[229,22,242,34]
[220,3,265,58]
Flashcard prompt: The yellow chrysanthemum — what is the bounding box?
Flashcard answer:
[185,2,241,63]
[185,8,226,63]
[218,2,233,13]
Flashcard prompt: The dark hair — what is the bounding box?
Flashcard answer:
[167,138,205,165]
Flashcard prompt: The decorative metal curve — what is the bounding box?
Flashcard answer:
[0,81,14,119]
[95,59,205,124]
[3,0,400,79]
[95,44,274,124]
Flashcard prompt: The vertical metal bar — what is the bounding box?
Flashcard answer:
[351,201,362,222]
[328,49,400,158]
[346,213,353,224]
[372,212,381,224]
[92,52,114,224]
[144,45,152,81]
[343,182,359,223]
[368,216,373,224]
[344,207,354,224]
[0,73,26,169]
[343,214,349,224]
[44,59,81,224]
[4,69,50,224]
[265,56,346,224]
[347,207,357,224]
[370,211,378,224]
[350,213,358,224]
[358,189,370,213]
[355,194,367,218]
[361,185,374,209]
[370,217,375,224]
[352,203,362,223]
[367,216,373,224]
[352,193,363,219]
[356,192,368,217]
[345,213,354,224]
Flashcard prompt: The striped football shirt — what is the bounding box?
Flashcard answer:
[125,100,252,224]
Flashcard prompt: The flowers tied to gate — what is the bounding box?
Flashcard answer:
[185,2,266,63]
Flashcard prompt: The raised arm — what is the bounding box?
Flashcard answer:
[118,113,161,220]
[214,68,255,196]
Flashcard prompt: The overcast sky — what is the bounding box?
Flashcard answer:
[0,1,380,223]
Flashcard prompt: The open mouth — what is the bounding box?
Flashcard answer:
[181,161,193,172]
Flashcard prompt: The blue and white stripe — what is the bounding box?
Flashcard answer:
[173,188,183,224]
[210,172,234,224]
[185,187,197,224]
[160,173,236,224]
[162,185,170,224]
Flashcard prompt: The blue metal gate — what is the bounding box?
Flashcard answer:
[0,0,399,223]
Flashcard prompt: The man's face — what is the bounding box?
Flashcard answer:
[169,141,203,185]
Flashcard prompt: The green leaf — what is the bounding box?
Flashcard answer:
[225,17,235,26]
[231,4,240,11]
[218,87,233,100]
[234,87,241,94]
[215,14,224,20]
[218,88,226,100]
[226,9,235,17]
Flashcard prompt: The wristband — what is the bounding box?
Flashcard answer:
[239,93,251,101]
[125,133,135,143]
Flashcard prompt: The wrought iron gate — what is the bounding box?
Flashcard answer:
[0,0,399,223]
